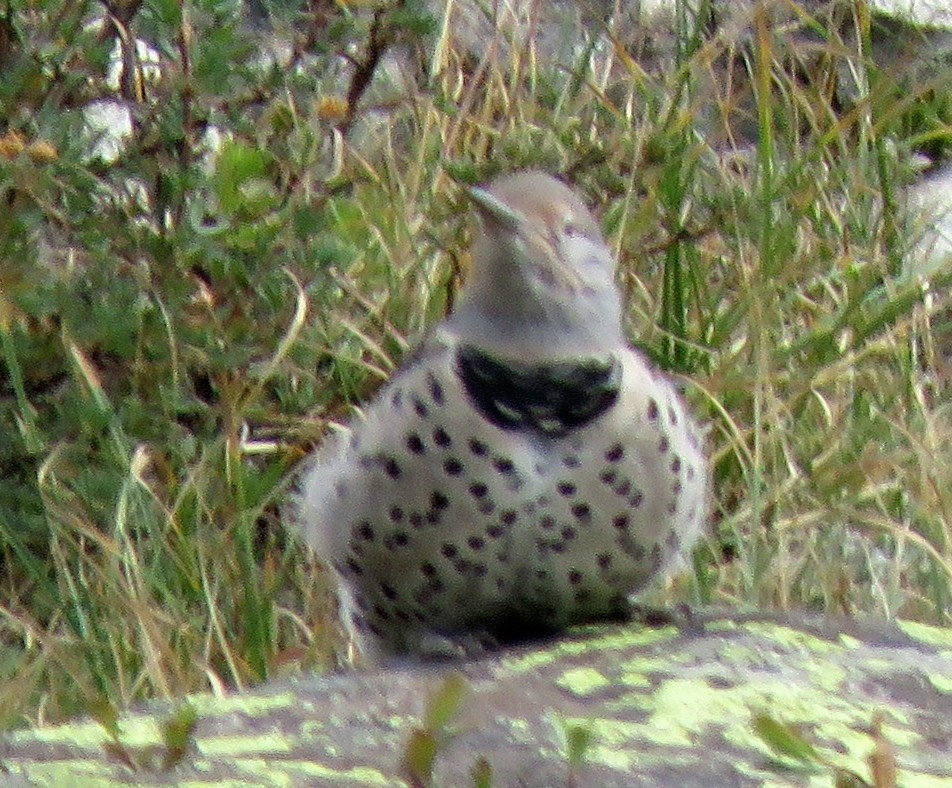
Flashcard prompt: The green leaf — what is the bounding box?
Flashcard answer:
[470,756,492,788]
[161,703,198,769]
[403,729,438,786]
[423,672,467,731]
[213,141,272,216]
[752,712,820,764]
[563,720,596,769]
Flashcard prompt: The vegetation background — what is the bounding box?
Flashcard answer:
[1,0,951,729]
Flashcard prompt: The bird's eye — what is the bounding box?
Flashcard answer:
[561,216,584,238]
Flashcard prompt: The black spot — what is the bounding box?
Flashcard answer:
[477,500,496,515]
[615,480,632,497]
[412,397,428,417]
[409,512,424,528]
[426,510,441,524]
[345,557,362,575]
[561,527,577,541]
[453,559,470,574]
[385,532,410,550]
[469,482,488,498]
[473,563,488,577]
[670,456,681,473]
[574,588,592,604]
[612,514,630,530]
[396,610,411,622]
[467,536,485,551]
[540,515,556,530]
[666,530,681,549]
[389,506,404,522]
[443,457,463,476]
[420,562,437,577]
[334,481,347,498]
[430,491,450,510]
[500,509,518,525]
[496,577,507,589]
[658,437,670,453]
[618,533,645,561]
[672,481,682,496]
[381,583,397,599]
[686,465,696,480]
[486,524,505,538]
[599,469,617,485]
[536,569,548,580]
[405,433,425,454]
[571,503,591,522]
[597,553,612,569]
[391,389,403,409]
[428,374,445,405]
[667,405,678,425]
[667,501,678,514]
[469,438,489,456]
[440,543,458,558]
[647,399,659,421]
[433,427,452,447]
[568,570,582,585]
[557,481,576,497]
[493,456,515,475]
[605,443,624,462]
[411,588,430,606]
[354,521,375,541]
[373,605,391,621]
[383,456,401,478]
[551,543,567,554]
[629,491,644,507]
[562,455,581,468]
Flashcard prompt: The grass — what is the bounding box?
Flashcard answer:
[1,0,951,728]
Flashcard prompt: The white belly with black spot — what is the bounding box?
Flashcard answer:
[297,340,706,657]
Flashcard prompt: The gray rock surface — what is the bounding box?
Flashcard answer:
[3,611,951,786]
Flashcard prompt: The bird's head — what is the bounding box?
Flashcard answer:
[447,171,624,360]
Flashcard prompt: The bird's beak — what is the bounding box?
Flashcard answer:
[465,186,523,232]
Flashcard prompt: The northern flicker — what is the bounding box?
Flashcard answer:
[297,171,707,662]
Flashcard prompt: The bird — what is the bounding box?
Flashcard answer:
[296,171,707,663]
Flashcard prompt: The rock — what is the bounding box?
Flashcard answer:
[2,610,951,786]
